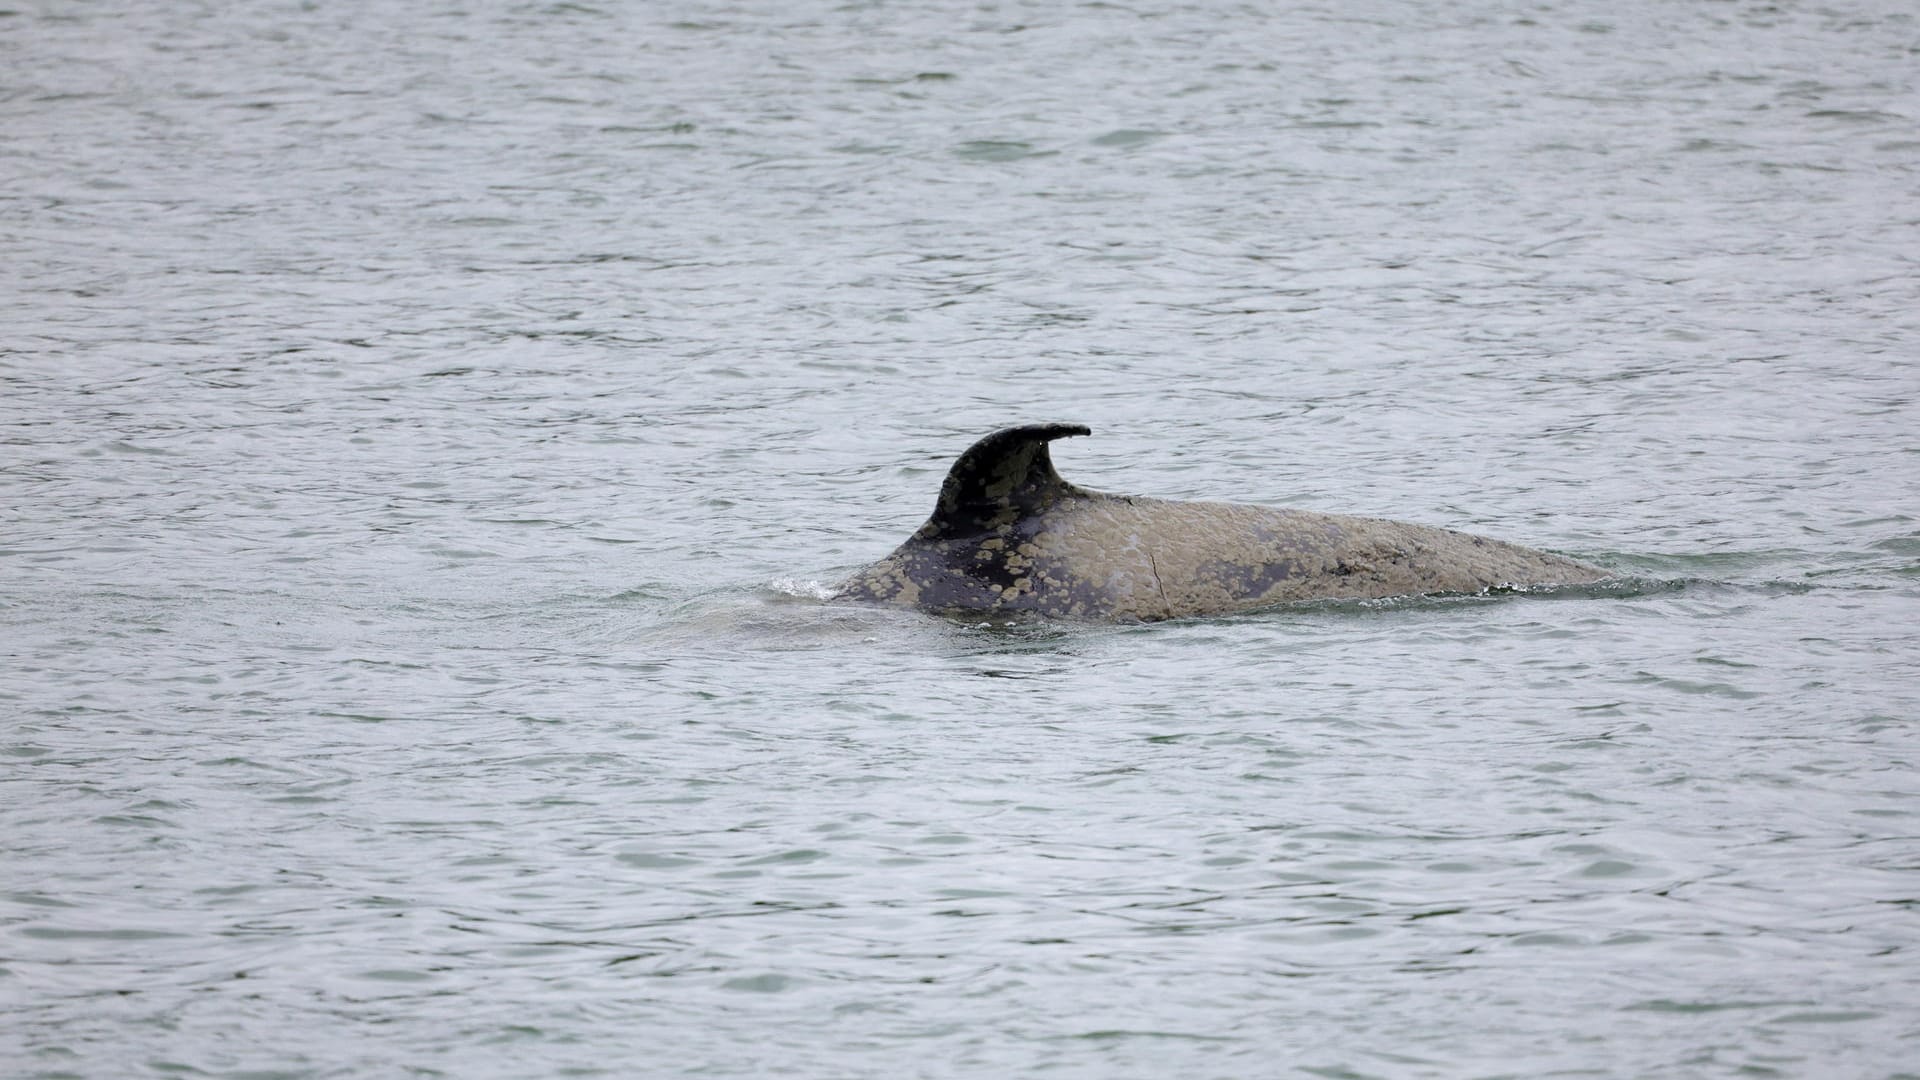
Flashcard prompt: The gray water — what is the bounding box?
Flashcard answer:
[4,0,1918,1077]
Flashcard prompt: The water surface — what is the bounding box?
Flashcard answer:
[4,1,1918,1077]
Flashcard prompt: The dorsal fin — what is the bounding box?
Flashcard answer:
[916,423,1092,540]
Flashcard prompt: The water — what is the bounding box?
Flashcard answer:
[4,0,1918,1076]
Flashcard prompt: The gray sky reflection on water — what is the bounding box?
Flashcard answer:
[2,1,1917,1077]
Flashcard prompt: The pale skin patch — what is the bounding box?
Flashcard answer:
[849,496,1604,620]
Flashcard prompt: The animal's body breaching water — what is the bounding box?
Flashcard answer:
[836,424,1606,621]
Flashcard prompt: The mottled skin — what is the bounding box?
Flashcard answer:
[837,424,1607,621]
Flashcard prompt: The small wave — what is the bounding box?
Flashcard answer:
[766,577,839,602]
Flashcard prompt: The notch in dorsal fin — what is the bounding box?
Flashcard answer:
[916,423,1092,540]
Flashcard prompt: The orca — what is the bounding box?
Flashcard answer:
[836,424,1606,620]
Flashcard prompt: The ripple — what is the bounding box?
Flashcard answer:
[3,0,1916,1077]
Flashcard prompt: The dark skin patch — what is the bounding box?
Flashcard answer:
[1193,556,1302,599]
